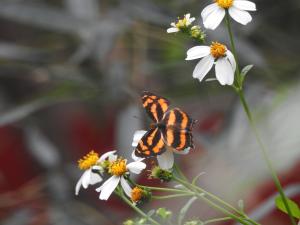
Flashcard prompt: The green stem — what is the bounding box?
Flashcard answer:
[173,176,253,225]
[225,11,242,88]
[152,193,193,200]
[237,90,297,225]
[116,188,160,225]
[175,164,245,217]
[139,185,188,193]
[174,163,189,182]
[204,217,232,224]
[225,9,296,225]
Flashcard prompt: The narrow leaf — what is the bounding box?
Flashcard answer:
[241,64,253,77]
[205,78,217,82]
[178,197,197,225]
[275,196,300,219]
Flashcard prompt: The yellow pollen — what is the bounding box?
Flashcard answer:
[176,17,188,28]
[78,150,99,170]
[109,159,127,176]
[131,187,143,202]
[215,0,233,9]
[210,42,227,58]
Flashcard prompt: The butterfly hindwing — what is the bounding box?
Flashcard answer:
[141,91,170,122]
[162,128,194,151]
[135,127,166,157]
[162,108,195,131]
[161,108,195,151]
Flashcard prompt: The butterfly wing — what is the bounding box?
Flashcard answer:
[162,108,195,151]
[162,108,196,131]
[135,127,166,157]
[141,91,170,122]
[162,128,194,151]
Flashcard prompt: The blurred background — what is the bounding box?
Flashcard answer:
[0,0,299,224]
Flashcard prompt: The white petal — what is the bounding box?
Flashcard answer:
[234,0,256,11]
[226,50,236,71]
[203,7,225,30]
[132,130,147,147]
[127,161,146,174]
[215,58,234,85]
[81,169,92,189]
[157,149,174,170]
[131,150,143,161]
[75,174,84,195]
[173,147,191,155]
[186,46,210,60]
[99,176,120,200]
[99,150,117,162]
[170,22,176,26]
[121,176,132,198]
[192,55,215,81]
[188,17,196,24]
[229,7,252,25]
[185,13,191,19]
[201,3,219,20]
[167,27,179,33]
[90,172,103,185]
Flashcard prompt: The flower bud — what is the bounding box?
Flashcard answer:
[190,26,205,43]
[150,166,173,182]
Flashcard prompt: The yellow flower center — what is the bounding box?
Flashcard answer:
[215,0,233,9]
[131,187,143,202]
[210,42,227,59]
[78,150,99,170]
[109,159,127,176]
[176,17,188,28]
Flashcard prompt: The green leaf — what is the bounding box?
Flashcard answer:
[275,196,300,219]
[147,209,155,217]
[178,197,197,225]
[238,199,244,212]
[156,208,172,220]
[205,78,218,82]
[241,65,253,77]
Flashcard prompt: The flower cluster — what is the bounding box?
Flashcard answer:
[167,1,256,86]
[76,150,148,202]
[167,13,205,43]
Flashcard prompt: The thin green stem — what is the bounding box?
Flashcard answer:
[174,163,189,182]
[175,164,244,217]
[225,9,297,225]
[225,10,242,88]
[116,188,160,225]
[152,193,194,200]
[173,176,253,225]
[237,90,297,225]
[139,185,187,193]
[225,11,242,88]
[204,217,232,224]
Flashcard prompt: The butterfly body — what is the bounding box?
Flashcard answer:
[135,91,196,158]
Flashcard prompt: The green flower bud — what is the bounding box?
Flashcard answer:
[150,166,173,182]
[190,26,206,43]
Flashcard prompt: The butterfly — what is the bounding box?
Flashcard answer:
[135,91,196,157]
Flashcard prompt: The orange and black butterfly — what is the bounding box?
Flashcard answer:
[135,91,196,157]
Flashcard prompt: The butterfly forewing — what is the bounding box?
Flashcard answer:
[141,91,170,122]
[135,127,166,157]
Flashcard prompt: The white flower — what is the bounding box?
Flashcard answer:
[201,0,256,30]
[96,157,146,200]
[167,13,195,33]
[75,150,117,195]
[186,42,236,85]
[131,130,190,170]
